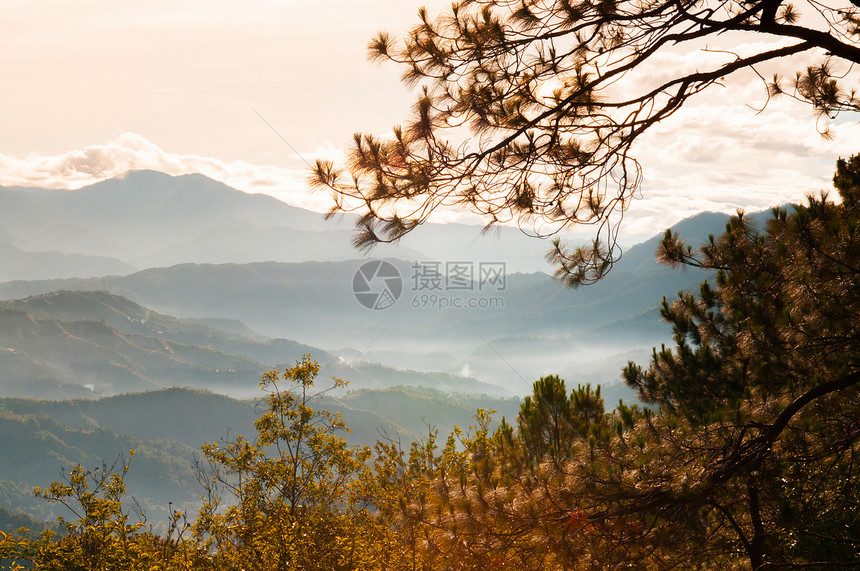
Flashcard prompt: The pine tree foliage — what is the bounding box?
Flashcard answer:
[517,375,606,461]
[311,0,860,284]
[397,155,859,569]
[620,152,860,568]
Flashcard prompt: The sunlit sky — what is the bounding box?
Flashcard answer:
[2,0,859,245]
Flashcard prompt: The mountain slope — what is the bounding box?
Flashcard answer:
[0,242,136,281]
[0,290,504,399]
[0,307,265,397]
[0,170,552,277]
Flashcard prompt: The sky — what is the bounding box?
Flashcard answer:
[2,0,859,245]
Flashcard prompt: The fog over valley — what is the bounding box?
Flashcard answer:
[0,170,752,401]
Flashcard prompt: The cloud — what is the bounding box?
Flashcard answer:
[610,93,860,244]
[1,114,856,249]
[0,133,335,212]
[0,134,494,225]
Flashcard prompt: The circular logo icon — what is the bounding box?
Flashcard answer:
[352,260,403,310]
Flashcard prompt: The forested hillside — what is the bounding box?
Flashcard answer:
[0,385,519,522]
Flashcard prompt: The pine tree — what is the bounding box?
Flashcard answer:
[313,0,860,284]
[396,155,860,569]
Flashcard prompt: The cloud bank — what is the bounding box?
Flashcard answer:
[0,133,332,212]
[1,108,857,246]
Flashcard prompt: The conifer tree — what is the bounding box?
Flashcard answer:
[395,155,859,569]
[616,153,860,568]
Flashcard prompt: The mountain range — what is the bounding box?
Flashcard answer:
[0,169,785,531]
[0,170,778,397]
[0,170,555,279]
[0,290,505,400]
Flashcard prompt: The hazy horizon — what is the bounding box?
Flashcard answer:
[2,1,859,246]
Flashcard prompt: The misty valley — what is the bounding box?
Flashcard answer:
[1,169,828,566]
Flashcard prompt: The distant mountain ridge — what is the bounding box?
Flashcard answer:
[0,242,136,281]
[0,203,774,347]
[0,170,553,278]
